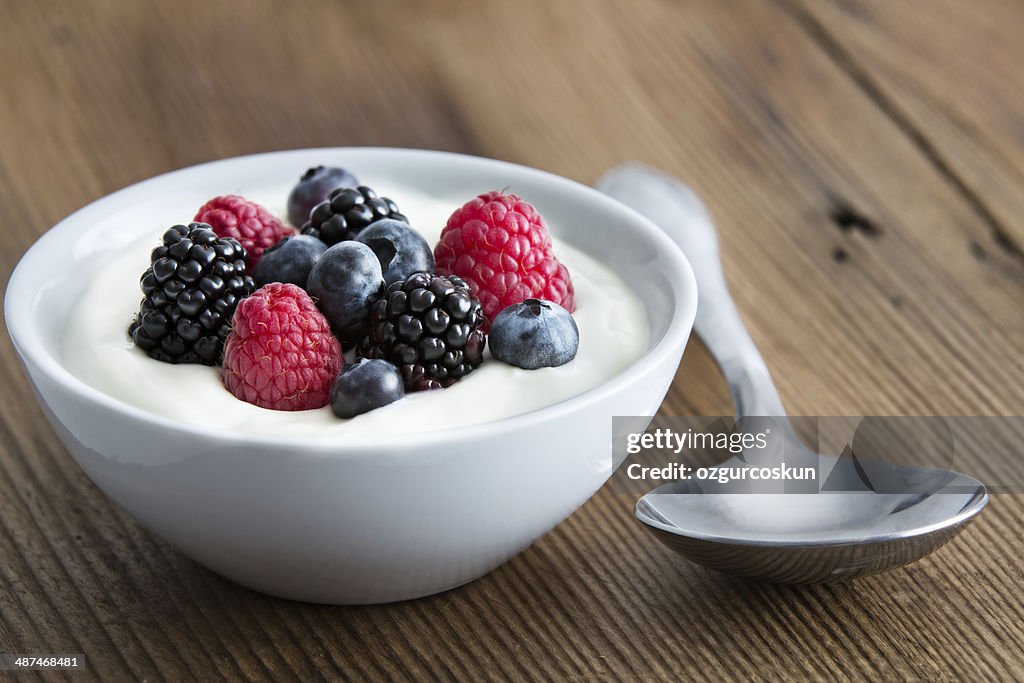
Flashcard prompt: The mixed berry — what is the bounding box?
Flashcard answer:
[222,283,342,411]
[126,166,580,418]
[306,241,386,344]
[355,218,434,285]
[489,299,579,369]
[435,190,575,330]
[195,195,293,271]
[301,185,407,246]
[330,359,404,419]
[287,165,359,228]
[358,272,487,391]
[253,234,327,289]
[129,223,255,365]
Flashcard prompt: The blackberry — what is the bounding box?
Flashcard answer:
[358,272,486,391]
[129,223,256,364]
[300,185,408,246]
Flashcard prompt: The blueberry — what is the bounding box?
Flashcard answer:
[489,299,579,369]
[306,241,384,340]
[287,165,359,227]
[330,358,405,418]
[252,235,327,288]
[355,219,435,285]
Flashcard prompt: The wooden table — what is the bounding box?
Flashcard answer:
[2,1,1022,680]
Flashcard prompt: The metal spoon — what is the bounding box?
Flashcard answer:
[596,164,988,583]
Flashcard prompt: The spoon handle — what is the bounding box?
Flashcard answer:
[596,164,787,419]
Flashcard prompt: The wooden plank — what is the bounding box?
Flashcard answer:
[0,0,1020,681]
[788,0,1024,256]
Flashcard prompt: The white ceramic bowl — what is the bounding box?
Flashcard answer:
[5,148,696,604]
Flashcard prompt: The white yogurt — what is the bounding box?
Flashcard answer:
[62,186,648,437]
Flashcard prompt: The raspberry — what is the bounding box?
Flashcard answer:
[222,283,342,411]
[434,191,574,329]
[195,195,293,272]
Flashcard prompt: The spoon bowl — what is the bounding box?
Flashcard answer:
[636,460,987,583]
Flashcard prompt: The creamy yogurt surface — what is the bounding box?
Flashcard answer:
[62,185,648,437]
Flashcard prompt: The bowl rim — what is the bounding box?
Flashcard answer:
[5,147,697,451]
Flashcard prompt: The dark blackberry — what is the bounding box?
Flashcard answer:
[128,223,256,364]
[300,185,408,246]
[358,272,486,391]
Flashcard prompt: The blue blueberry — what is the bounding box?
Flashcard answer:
[489,299,579,369]
[287,166,359,227]
[330,358,405,418]
[306,241,384,340]
[252,235,327,288]
[355,219,435,285]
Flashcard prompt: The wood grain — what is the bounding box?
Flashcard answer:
[0,0,1021,680]
[790,0,1024,256]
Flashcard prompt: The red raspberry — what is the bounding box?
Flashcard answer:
[222,283,342,411]
[195,195,293,272]
[434,191,574,329]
